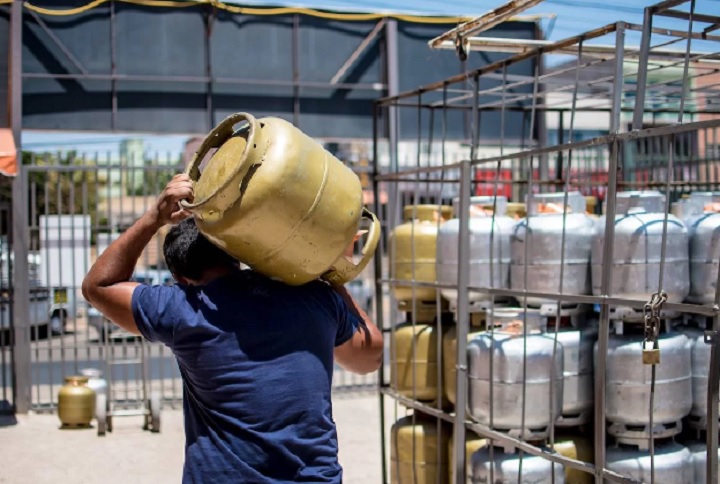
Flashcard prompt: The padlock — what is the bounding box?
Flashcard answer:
[642,347,660,365]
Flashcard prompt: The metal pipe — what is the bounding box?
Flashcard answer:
[10,0,31,415]
[676,0,695,124]
[388,101,720,115]
[706,259,720,482]
[433,37,720,60]
[633,7,654,130]
[611,23,626,135]
[110,0,117,130]
[371,103,388,484]
[204,5,214,130]
[331,19,386,85]
[26,8,88,75]
[594,139,621,484]
[452,160,472,484]
[594,26,625,481]
[20,72,385,91]
[657,8,720,24]
[626,22,720,42]
[385,19,401,258]
[427,0,546,49]
[708,126,720,484]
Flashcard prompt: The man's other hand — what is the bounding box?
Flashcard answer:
[343,230,368,261]
[151,174,195,226]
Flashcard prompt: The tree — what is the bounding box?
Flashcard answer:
[0,151,101,248]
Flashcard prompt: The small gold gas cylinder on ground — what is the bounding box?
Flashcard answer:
[58,376,96,428]
[180,112,380,286]
[390,205,452,307]
[391,414,451,484]
[391,323,445,402]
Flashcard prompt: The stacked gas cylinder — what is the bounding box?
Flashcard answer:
[596,191,719,483]
[387,190,720,483]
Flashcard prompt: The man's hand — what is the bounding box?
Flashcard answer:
[343,230,368,261]
[149,174,194,227]
[83,173,194,335]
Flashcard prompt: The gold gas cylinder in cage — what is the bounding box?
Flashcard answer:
[506,202,527,220]
[391,322,447,402]
[447,430,487,483]
[391,415,451,484]
[442,324,483,405]
[390,205,452,304]
[585,196,598,218]
[552,431,594,484]
[180,112,380,286]
[58,376,96,427]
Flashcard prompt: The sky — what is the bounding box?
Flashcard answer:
[22,0,717,155]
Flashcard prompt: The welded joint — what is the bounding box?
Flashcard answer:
[455,34,468,62]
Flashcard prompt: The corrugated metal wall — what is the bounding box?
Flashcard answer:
[14,1,536,139]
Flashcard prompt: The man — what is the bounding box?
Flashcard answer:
[82,174,383,483]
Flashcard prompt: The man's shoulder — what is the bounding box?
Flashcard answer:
[133,282,189,308]
[241,270,333,294]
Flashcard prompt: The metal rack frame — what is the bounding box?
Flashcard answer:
[373,2,720,482]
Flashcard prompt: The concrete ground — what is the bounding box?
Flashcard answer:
[0,393,388,484]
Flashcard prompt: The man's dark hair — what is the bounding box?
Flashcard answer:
[163,217,237,280]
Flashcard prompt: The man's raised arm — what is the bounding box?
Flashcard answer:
[81,174,193,334]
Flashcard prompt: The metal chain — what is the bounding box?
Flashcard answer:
[643,291,668,352]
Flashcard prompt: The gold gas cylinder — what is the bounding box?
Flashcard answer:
[506,202,527,220]
[552,431,594,484]
[447,430,487,483]
[58,376,96,427]
[391,323,444,402]
[442,324,483,405]
[585,196,598,217]
[180,112,380,286]
[391,205,452,303]
[391,415,451,484]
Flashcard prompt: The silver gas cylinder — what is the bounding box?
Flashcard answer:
[591,190,690,303]
[678,192,720,305]
[599,329,692,442]
[606,441,694,483]
[510,192,595,307]
[467,308,564,440]
[688,442,720,483]
[471,446,565,483]
[437,196,514,306]
[683,325,718,429]
[554,321,597,427]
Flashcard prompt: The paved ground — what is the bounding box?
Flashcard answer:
[0,393,389,484]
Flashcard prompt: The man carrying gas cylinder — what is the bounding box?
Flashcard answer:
[82,173,383,483]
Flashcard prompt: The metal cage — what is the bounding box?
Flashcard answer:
[374,2,720,483]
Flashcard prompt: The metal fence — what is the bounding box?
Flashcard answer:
[1,202,15,414]
[2,149,377,413]
[375,3,720,483]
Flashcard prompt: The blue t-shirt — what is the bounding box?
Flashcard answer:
[131,270,360,484]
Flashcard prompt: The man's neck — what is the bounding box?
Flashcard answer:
[198,266,237,285]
